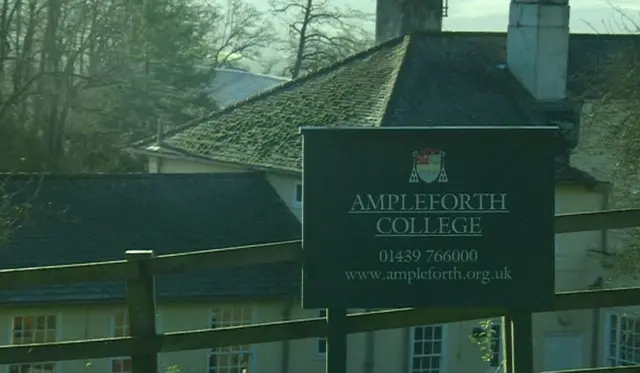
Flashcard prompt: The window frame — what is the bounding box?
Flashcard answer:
[605,311,640,366]
[8,313,61,373]
[317,310,327,358]
[470,320,503,371]
[488,322,503,369]
[315,309,361,359]
[409,324,447,373]
[110,310,132,373]
[293,182,302,208]
[109,310,163,373]
[208,305,257,373]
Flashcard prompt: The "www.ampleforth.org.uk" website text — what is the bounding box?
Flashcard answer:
[344,266,512,285]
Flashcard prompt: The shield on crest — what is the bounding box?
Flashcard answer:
[409,149,447,184]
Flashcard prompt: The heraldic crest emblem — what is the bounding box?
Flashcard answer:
[409,148,448,184]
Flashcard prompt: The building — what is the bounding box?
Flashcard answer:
[123,0,640,371]
[0,173,301,373]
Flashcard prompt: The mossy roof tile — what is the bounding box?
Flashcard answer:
[153,37,409,170]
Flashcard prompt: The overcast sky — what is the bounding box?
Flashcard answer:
[442,0,640,33]
[253,0,640,33]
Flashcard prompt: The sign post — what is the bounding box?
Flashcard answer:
[301,126,556,373]
[325,308,348,373]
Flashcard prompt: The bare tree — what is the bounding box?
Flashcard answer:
[210,0,276,68]
[0,0,44,124]
[0,0,50,171]
[269,0,374,78]
[0,0,277,173]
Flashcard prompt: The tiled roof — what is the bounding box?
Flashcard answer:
[554,162,605,187]
[131,36,410,171]
[210,68,290,108]
[131,31,634,181]
[0,173,301,304]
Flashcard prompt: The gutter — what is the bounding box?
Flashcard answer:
[125,147,302,177]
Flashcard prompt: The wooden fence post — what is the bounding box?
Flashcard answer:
[326,308,347,373]
[507,310,533,373]
[126,250,159,373]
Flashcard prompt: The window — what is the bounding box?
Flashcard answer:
[606,313,640,366]
[293,183,302,208]
[111,311,131,373]
[209,306,254,373]
[317,310,327,357]
[472,321,503,372]
[10,315,58,373]
[316,309,361,358]
[489,323,502,370]
[110,310,162,373]
[410,325,444,373]
[111,358,132,373]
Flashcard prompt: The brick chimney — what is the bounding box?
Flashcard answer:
[376,0,445,44]
[507,0,570,101]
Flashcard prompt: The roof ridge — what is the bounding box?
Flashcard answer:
[129,35,409,150]
[378,35,413,126]
[0,171,265,180]
[411,30,639,39]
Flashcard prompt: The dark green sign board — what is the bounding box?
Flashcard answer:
[301,127,556,309]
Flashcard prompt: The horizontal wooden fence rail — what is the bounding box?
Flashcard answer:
[553,208,640,233]
[0,240,302,290]
[1,286,639,365]
[2,209,640,291]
